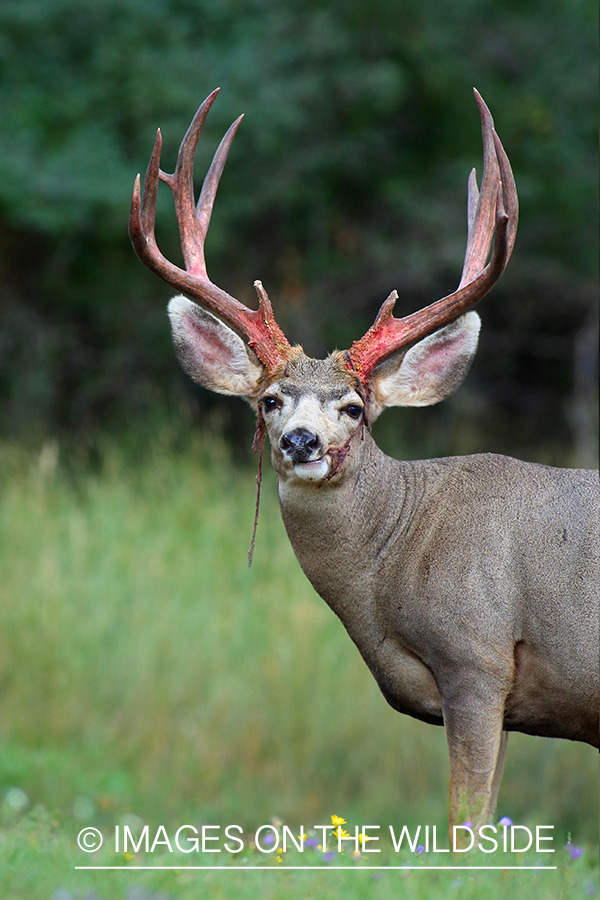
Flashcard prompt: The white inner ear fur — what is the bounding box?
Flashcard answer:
[168,295,265,399]
[370,311,481,418]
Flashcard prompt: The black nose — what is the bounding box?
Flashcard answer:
[279,428,322,463]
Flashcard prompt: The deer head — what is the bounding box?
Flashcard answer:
[129,88,517,490]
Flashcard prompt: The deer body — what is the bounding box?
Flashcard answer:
[263,353,598,826]
[130,89,599,829]
[278,429,597,746]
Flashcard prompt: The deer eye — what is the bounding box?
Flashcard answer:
[262,395,281,413]
[342,404,363,420]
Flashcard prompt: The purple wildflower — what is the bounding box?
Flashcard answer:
[566,844,584,860]
[305,837,319,848]
[322,851,335,863]
[498,816,513,827]
[416,845,425,855]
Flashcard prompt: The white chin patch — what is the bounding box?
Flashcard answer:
[293,457,330,482]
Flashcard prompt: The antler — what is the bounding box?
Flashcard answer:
[346,89,518,382]
[129,88,292,375]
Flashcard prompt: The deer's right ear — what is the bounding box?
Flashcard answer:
[168,296,265,400]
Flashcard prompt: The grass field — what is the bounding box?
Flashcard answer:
[0,434,597,899]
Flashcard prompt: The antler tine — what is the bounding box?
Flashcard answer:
[459,89,501,288]
[140,128,162,245]
[493,129,518,264]
[129,128,166,271]
[346,90,518,383]
[158,89,243,278]
[129,90,292,374]
[195,115,244,259]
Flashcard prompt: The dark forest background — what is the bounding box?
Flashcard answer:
[0,0,597,466]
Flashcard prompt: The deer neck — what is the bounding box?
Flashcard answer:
[276,431,411,610]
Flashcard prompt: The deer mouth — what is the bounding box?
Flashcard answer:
[292,435,359,483]
[292,456,331,482]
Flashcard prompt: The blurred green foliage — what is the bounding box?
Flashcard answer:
[0,0,597,463]
[0,437,596,839]
[0,437,598,899]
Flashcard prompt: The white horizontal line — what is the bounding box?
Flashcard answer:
[75,865,557,871]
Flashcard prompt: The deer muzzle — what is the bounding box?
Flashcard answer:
[279,428,322,463]
[278,428,331,481]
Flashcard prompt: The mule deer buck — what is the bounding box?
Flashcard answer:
[130,89,599,831]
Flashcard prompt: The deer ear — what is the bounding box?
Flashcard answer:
[168,295,265,399]
[369,312,481,417]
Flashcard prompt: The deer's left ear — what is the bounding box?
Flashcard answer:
[369,312,481,419]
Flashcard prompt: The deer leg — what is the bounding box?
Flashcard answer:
[442,687,507,834]
[488,730,508,820]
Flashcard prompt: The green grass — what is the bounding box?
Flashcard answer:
[0,804,597,900]
[0,435,597,899]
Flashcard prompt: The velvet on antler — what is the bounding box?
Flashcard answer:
[129,88,292,375]
[130,89,517,385]
[345,90,518,383]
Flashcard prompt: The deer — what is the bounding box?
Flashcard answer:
[129,88,599,833]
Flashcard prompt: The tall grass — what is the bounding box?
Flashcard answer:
[0,434,597,845]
